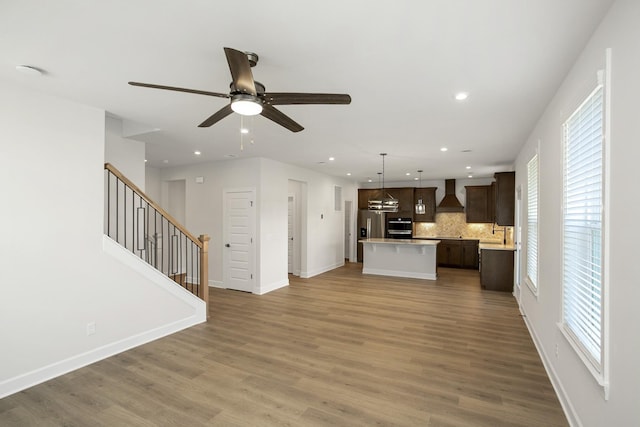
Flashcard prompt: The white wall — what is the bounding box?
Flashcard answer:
[258,158,357,281]
[104,115,146,190]
[157,156,357,293]
[145,165,162,202]
[515,0,639,425]
[0,83,204,398]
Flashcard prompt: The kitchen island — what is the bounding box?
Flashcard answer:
[360,238,440,280]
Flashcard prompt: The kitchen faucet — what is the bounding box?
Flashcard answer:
[492,223,507,245]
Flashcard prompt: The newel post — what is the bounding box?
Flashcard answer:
[198,234,210,318]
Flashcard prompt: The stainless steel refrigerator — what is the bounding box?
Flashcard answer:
[357,210,386,261]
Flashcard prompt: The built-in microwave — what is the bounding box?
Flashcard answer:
[386,217,413,239]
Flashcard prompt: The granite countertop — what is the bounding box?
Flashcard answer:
[413,236,480,241]
[360,238,440,245]
[479,242,516,251]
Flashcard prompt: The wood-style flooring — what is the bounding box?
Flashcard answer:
[0,264,568,426]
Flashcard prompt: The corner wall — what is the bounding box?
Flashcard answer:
[0,83,204,398]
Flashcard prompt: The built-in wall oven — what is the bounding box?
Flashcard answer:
[386,217,413,239]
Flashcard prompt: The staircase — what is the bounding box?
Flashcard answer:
[103,163,209,315]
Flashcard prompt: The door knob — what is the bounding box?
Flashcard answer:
[225,243,230,247]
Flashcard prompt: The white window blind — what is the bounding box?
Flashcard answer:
[562,84,604,368]
[526,154,538,290]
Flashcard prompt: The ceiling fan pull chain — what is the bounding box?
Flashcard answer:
[240,115,244,151]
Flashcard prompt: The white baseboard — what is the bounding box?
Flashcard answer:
[0,315,201,399]
[209,279,224,288]
[301,260,345,278]
[521,309,580,427]
[256,279,289,295]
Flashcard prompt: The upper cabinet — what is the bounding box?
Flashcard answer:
[386,187,415,218]
[358,187,436,221]
[494,172,515,226]
[357,189,383,210]
[465,185,494,223]
[414,187,437,222]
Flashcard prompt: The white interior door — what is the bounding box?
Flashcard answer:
[223,189,255,292]
[344,200,352,261]
[288,195,294,274]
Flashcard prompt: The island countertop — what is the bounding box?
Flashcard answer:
[359,238,440,246]
[479,242,516,251]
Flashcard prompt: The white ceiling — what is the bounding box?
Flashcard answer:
[1,0,613,182]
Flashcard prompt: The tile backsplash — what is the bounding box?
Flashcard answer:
[414,212,514,244]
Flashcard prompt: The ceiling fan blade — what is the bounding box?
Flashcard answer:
[198,104,233,127]
[263,92,351,105]
[260,105,304,132]
[224,47,256,96]
[128,82,229,98]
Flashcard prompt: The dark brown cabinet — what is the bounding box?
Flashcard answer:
[480,249,514,291]
[436,239,479,269]
[465,185,494,223]
[413,187,437,222]
[386,187,415,218]
[358,187,414,216]
[461,240,479,269]
[494,172,515,226]
[358,189,383,210]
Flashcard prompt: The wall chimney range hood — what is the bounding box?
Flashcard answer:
[437,179,464,212]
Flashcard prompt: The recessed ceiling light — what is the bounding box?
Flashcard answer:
[329,157,335,161]
[144,159,147,163]
[466,166,471,169]
[368,179,372,183]
[414,177,419,181]
[240,128,249,134]
[15,65,43,76]
[347,172,351,176]
[440,147,448,152]
[405,172,410,176]
[468,174,473,178]
[194,151,201,156]
[455,92,469,101]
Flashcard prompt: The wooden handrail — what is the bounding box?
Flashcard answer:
[104,163,202,248]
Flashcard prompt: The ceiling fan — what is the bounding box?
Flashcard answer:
[129,47,351,132]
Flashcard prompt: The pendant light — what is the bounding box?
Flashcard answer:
[368,153,398,212]
[415,169,426,214]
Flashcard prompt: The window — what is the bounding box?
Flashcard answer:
[526,153,538,292]
[562,84,604,372]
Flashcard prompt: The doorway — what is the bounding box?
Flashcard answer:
[344,200,352,261]
[223,188,256,293]
[288,195,295,274]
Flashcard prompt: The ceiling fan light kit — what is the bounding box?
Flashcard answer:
[231,94,263,116]
[129,47,351,132]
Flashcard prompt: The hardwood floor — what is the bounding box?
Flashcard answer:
[0,264,567,426]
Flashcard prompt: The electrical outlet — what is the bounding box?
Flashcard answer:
[555,344,559,358]
[86,321,96,336]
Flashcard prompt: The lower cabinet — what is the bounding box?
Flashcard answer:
[480,249,515,292]
[437,239,479,269]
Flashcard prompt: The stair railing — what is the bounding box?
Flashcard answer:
[104,163,209,314]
